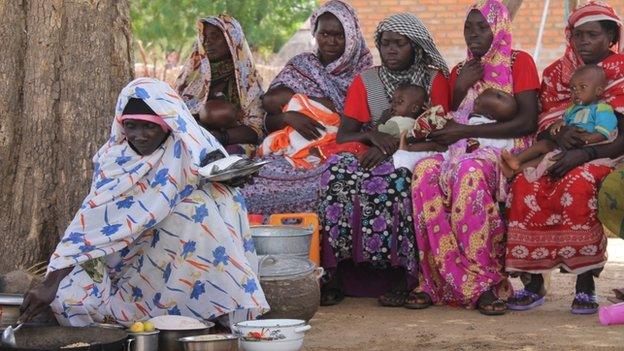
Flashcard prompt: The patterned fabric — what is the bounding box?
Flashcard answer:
[411,155,511,306]
[538,1,624,132]
[466,0,513,94]
[48,78,268,326]
[241,155,328,216]
[175,15,264,138]
[374,13,449,98]
[269,0,372,113]
[506,164,612,273]
[409,1,517,307]
[506,3,624,275]
[318,154,418,287]
[598,167,624,238]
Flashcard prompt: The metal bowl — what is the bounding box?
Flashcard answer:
[178,334,238,351]
[251,225,312,258]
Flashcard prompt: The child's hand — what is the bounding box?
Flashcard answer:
[549,120,565,136]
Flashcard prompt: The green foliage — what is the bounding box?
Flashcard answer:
[131,0,317,58]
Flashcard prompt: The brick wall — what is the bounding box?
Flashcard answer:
[334,0,624,73]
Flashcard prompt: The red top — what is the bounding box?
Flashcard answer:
[343,70,451,124]
[449,50,540,101]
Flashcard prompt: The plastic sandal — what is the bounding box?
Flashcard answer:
[571,292,598,315]
[507,289,545,311]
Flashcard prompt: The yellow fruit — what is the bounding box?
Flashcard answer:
[143,321,155,332]
[129,322,144,333]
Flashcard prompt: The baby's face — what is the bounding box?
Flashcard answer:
[390,87,425,117]
[570,71,604,105]
[473,88,517,122]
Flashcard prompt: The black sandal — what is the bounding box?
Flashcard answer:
[378,289,409,307]
[404,291,432,309]
[477,291,507,316]
[320,288,345,306]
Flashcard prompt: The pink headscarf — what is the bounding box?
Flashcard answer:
[119,114,171,132]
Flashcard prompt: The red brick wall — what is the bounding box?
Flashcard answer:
[331,0,624,72]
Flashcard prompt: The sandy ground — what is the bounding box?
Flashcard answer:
[302,238,624,351]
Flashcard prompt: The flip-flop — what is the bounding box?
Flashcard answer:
[479,298,507,316]
[571,292,598,315]
[507,289,545,311]
[378,289,409,307]
[404,291,433,309]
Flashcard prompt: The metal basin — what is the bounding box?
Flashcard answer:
[178,334,237,351]
[250,225,312,258]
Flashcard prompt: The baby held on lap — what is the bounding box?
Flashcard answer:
[259,86,366,168]
[394,87,518,169]
[500,64,618,180]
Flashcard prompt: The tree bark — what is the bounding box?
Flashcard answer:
[0,0,133,274]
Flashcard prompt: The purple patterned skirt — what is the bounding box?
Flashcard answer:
[318,153,418,293]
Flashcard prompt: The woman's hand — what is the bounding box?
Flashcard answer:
[547,149,590,179]
[367,130,399,155]
[19,267,71,322]
[358,147,388,169]
[282,111,326,140]
[399,132,447,152]
[429,120,467,146]
[552,125,586,150]
[455,59,484,91]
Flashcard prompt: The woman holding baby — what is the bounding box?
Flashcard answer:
[175,15,265,156]
[317,13,451,306]
[405,0,540,315]
[504,1,624,314]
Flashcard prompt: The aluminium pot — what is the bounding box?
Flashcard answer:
[1,325,128,351]
[250,225,312,258]
[258,256,323,322]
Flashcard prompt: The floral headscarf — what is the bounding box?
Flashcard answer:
[269,0,372,113]
[175,15,264,137]
[374,13,450,98]
[49,78,225,271]
[539,1,624,132]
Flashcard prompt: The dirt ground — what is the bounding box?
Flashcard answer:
[302,238,624,351]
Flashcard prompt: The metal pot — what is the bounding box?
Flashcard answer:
[258,256,323,322]
[177,334,237,351]
[2,325,128,351]
[251,225,312,258]
[0,294,22,326]
[127,330,159,351]
[158,322,214,351]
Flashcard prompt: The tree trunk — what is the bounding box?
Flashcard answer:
[0,0,133,274]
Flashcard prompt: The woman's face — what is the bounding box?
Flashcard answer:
[572,21,614,64]
[379,31,414,71]
[464,9,493,58]
[123,119,169,156]
[315,13,346,65]
[203,24,230,62]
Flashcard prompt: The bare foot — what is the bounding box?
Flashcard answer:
[501,149,521,170]
[500,154,516,179]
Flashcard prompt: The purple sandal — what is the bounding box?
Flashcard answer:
[507,289,545,311]
[571,292,598,315]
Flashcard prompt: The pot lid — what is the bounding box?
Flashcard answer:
[258,256,315,278]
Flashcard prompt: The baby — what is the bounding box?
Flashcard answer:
[378,84,427,137]
[465,87,518,152]
[198,99,240,130]
[262,85,335,115]
[500,64,617,179]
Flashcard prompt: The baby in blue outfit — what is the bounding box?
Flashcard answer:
[501,64,617,179]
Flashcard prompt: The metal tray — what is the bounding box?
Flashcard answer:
[204,160,270,182]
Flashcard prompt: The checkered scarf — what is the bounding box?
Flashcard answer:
[374,13,449,98]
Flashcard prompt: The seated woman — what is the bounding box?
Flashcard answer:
[407,0,540,315]
[19,78,269,327]
[241,0,372,216]
[506,1,624,315]
[318,12,451,307]
[175,15,264,156]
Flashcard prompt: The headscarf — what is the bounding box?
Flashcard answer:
[466,0,513,93]
[374,13,449,98]
[269,0,372,113]
[175,15,264,136]
[539,1,624,132]
[49,78,225,271]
